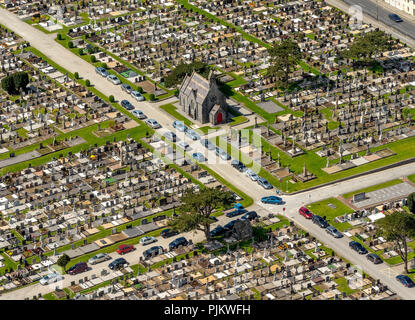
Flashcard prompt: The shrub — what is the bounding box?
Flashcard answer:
[1,72,29,95]
[68,41,74,48]
[90,55,96,63]
[57,33,62,40]
[78,48,83,55]
[109,95,114,102]
[136,86,143,93]
[149,93,155,101]
[85,79,90,86]
[74,72,79,79]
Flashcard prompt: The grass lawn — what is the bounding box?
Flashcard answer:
[229,115,248,127]
[160,103,194,127]
[342,179,403,199]
[334,277,360,295]
[306,198,354,231]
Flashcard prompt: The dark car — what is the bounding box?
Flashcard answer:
[349,241,368,254]
[95,66,108,77]
[226,209,245,218]
[143,246,164,259]
[210,225,226,237]
[161,228,179,239]
[312,215,328,228]
[367,253,383,265]
[121,99,134,110]
[241,211,258,221]
[169,237,189,250]
[108,257,128,270]
[116,244,135,255]
[67,262,88,275]
[389,13,403,22]
[231,160,247,172]
[224,219,240,230]
[396,275,415,287]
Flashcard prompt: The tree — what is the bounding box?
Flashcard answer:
[267,39,302,88]
[376,211,415,273]
[57,254,71,271]
[1,72,29,95]
[109,95,115,102]
[90,55,96,63]
[85,79,90,87]
[341,30,391,64]
[68,41,74,48]
[168,187,235,241]
[164,61,210,88]
[407,193,415,214]
[78,48,83,55]
[74,72,79,79]
[136,86,143,93]
[149,93,155,101]
[57,33,62,40]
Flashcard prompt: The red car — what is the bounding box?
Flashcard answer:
[116,244,135,255]
[299,207,313,219]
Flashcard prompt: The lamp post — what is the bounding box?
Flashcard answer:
[376,0,379,20]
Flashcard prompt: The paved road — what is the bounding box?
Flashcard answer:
[328,0,415,47]
[2,8,415,299]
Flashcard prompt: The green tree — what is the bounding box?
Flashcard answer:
[68,41,74,48]
[13,72,29,92]
[109,95,115,102]
[164,61,210,88]
[74,72,79,79]
[57,254,71,271]
[90,55,96,63]
[85,79,90,86]
[407,193,415,214]
[267,39,302,88]
[78,48,83,55]
[168,187,234,241]
[1,75,15,94]
[136,86,143,93]
[149,93,155,101]
[57,33,62,40]
[376,211,415,273]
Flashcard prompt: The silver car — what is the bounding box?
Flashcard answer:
[40,273,64,285]
[326,225,343,238]
[140,236,157,246]
[88,253,111,265]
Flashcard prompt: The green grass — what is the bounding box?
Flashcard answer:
[160,103,194,126]
[229,115,248,127]
[334,277,360,296]
[306,198,354,231]
[342,179,403,199]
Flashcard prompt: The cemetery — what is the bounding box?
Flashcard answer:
[41,213,398,300]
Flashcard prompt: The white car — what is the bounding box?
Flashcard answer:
[131,90,145,101]
[132,110,146,119]
[139,236,157,246]
[40,273,64,285]
[177,141,190,151]
[88,253,111,265]
[245,169,259,181]
[145,119,161,129]
[107,74,121,85]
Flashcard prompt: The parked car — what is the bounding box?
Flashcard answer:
[185,129,200,140]
[231,159,247,172]
[107,74,121,85]
[163,131,177,142]
[224,219,240,230]
[145,119,161,129]
[396,274,414,287]
[143,246,164,259]
[226,209,245,218]
[121,83,132,93]
[169,237,189,250]
[132,109,146,119]
[88,253,111,265]
[299,207,313,219]
[67,262,88,275]
[215,147,231,160]
[109,258,128,270]
[116,244,135,255]
[241,211,258,221]
[140,236,157,246]
[257,177,273,189]
[210,225,226,237]
[95,67,108,77]
[178,141,190,151]
[325,225,343,238]
[192,152,206,162]
[349,241,368,254]
[173,120,187,132]
[245,169,259,181]
[131,90,145,101]
[312,215,328,228]
[161,228,178,239]
[389,13,403,22]
[366,253,383,264]
[121,99,134,110]
[200,138,215,150]
[40,273,64,285]
[261,196,283,204]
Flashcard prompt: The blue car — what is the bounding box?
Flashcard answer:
[396,275,414,287]
[173,120,187,132]
[121,99,134,110]
[210,225,226,237]
[257,177,273,189]
[241,211,258,221]
[224,219,240,230]
[192,152,206,162]
[261,196,283,204]
[185,129,200,140]
[226,209,246,218]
